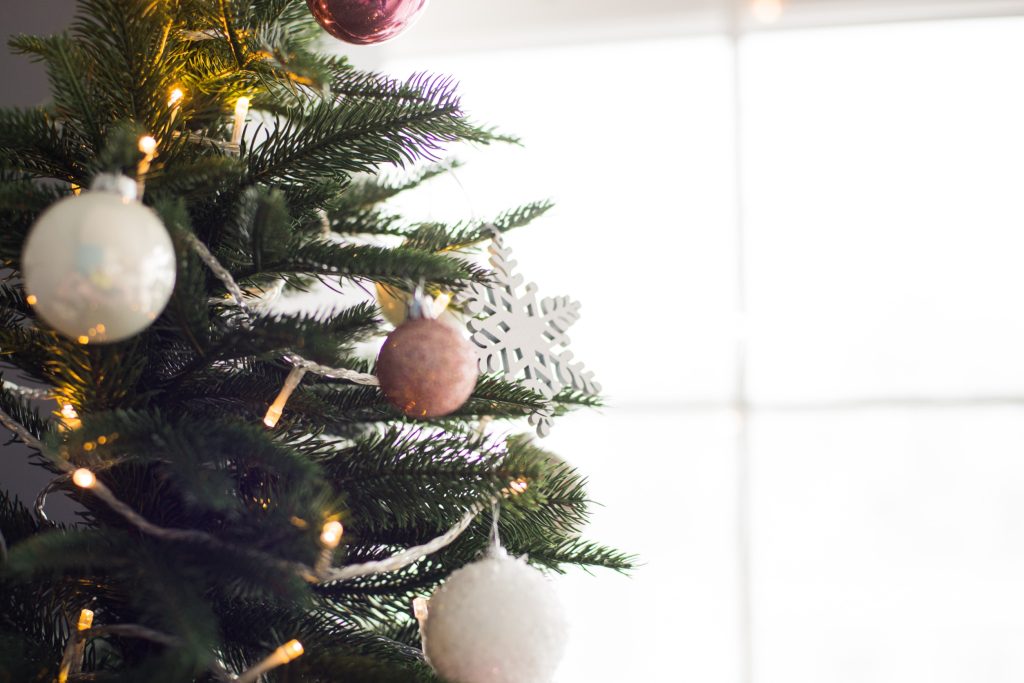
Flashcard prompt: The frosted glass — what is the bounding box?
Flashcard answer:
[743,18,1024,402]
[750,408,1024,683]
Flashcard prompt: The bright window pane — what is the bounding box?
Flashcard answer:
[743,18,1024,402]
[382,38,738,405]
[750,408,1024,683]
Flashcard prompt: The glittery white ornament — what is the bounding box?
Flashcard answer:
[420,547,568,683]
[22,175,176,344]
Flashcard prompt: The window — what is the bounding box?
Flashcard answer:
[345,5,1024,681]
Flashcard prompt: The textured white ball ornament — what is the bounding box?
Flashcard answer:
[422,547,568,683]
[22,175,176,344]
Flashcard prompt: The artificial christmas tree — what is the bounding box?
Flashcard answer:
[0,1,630,681]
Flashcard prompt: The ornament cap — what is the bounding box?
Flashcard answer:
[407,284,436,321]
[89,173,138,202]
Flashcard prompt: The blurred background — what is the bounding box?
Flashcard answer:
[5,0,1024,681]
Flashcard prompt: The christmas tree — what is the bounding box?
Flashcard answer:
[0,1,631,682]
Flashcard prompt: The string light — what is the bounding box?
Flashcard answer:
[264,366,307,428]
[168,87,184,127]
[320,520,344,548]
[231,96,250,147]
[59,402,82,431]
[316,519,344,575]
[751,0,784,24]
[72,468,96,489]
[136,135,158,198]
[77,608,94,631]
[504,477,529,497]
[58,609,95,682]
[234,639,304,683]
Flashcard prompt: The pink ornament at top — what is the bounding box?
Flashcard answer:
[306,0,429,45]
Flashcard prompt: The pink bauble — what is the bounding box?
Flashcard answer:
[376,318,478,418]
[306,0,429,45]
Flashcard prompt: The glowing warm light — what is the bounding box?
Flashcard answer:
[77,609,94,631]
[263,405,283,428]
[274,639,304,664]
[77,335,90,345]
[231,96,251,146]
[751,0,783,24]
[61,404,79,419]
[138,135,158,156]
[168,87,184,107]
[26,294,37,305]
[502,476,530,497]
[320,520,344,548]
[72,468,96,489]
[264,367,306,428]
[413,597,429,622]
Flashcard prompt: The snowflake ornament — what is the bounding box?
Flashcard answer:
[462,232,600,436]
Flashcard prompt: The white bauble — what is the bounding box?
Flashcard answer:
[23,179,176,344]
[422,548,568,683]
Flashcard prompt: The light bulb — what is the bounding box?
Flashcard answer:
[231,96,251,146]
[263,367,306,428]
[168,88,184,107]
[503,476,529,497]
[77,609,94,631]
[274,639,304,664]
[320,520,344,548]
[138,135,158,156]
[72,468,96,489]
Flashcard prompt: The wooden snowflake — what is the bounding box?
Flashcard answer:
[462,233,600,436]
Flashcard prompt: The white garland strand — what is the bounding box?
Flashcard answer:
[2,379,51,401]
[184,232,380,386]
[0,403,481,585]
[318,503,482,584]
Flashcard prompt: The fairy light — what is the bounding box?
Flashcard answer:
[320,520,344,549]
[235,639,304,683]
[72,468,96,489]
[315,519,344,576]
[136,135,158,198]
[58,608,95,682]
[751,0,784,24]
[168,87,184,126]
[264,366,306,428]
[26,294,37,306]
[231,96,250,147]
[276,640,304,664]
[58,402,82,431]
[506,477,529,496]
[77,608,94,631]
